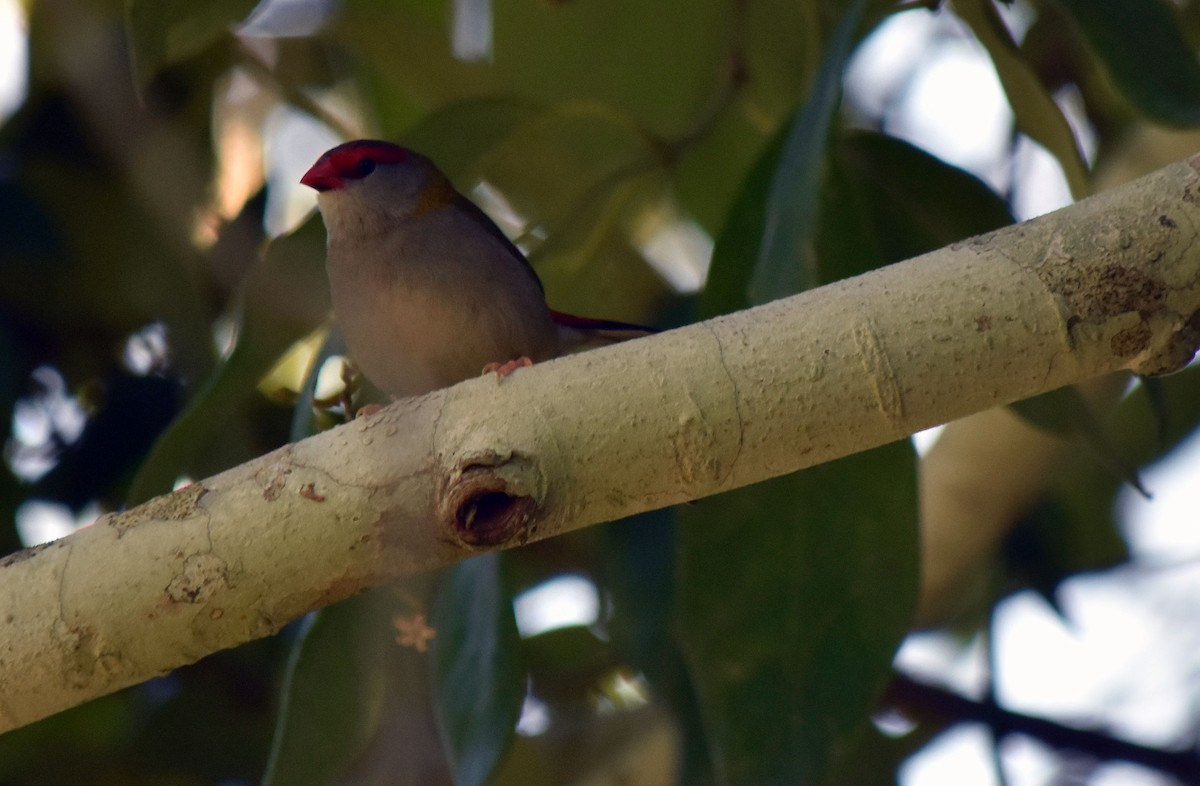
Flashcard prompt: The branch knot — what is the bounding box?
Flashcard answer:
[437,451,542,549]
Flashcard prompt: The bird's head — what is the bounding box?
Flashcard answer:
[301,140,448,232]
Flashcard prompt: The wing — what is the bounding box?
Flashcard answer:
[449,190,546,296]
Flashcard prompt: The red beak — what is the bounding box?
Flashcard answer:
[300,156,342,192]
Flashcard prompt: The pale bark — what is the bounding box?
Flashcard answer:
[4,155,1200,733]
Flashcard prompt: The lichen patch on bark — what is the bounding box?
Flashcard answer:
[110,483,208,537]
[165,553,228,604]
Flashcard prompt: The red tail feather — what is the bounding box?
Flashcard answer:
[551,309,658,353]
[549,310,657,334]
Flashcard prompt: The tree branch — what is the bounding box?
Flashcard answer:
[4,155,1200,733]
[886,672,1200,781]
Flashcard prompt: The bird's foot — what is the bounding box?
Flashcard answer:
[355,403,384,418]
[482,357,534,382]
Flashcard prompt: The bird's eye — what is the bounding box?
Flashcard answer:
[352,158,377,178]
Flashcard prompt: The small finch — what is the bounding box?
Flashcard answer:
[302,140,654,399]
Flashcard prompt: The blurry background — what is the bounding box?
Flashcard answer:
[3,0,1200,784]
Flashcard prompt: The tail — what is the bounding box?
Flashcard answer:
[551,309,658,352]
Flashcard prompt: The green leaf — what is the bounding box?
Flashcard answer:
[431,555,525,786]
[264,578,450,786]
[1003,368,1200,620]
[670,97,778,236]
[126,0,257,88]
[1139,374,1171,448]
[262,592,401,786]
[469,103,660,246]
[334,0,729,137]
[828,131,1014,264]
[706,127,1013,318]
[1003,497,1129,616]
[128,216,330,504]
[809,139,888,283]
[531,172,673,323]
[824,721,922,786]
[490,0,730,138]
[741,0,823,121]
[400,97,544,183]
[1051,0,1200,127]
[701,121,789,317]
[749,0,868,305]
[1010,383,1148,496]
[1008,386,1080,435]
[0,693,132,780]
[602,510,677,687]
[675,441,919,786]
[955,0,1091,200]
[0,97,218,397]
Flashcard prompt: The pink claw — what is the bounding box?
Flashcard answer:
[482,356,534,381]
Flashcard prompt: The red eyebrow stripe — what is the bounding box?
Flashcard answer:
[325,140,410,176]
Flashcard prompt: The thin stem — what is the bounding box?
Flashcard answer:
[886,672,1200,782]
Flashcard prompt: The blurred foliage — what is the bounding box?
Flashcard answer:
[3,0,1200,784]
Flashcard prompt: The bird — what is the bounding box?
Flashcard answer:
[300,139,655,400]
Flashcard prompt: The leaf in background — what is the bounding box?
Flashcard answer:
[1139,374,1171,448]
[795,127,1018,370]
[670,98,778,237]
[700,121,789,317]
[706,97,1014,317]
[749,0,868,305]
[0,692,132,781]
[1007,386,1081,436]
[431,555,525,786]
[601,510,720,785]
[1117,368,1200,471]
[809,140,887,282]
[0,91,216,391]
[676,441,919,785]
[531,173,673,323]
[470,103,660,244]
[334,0,728,139]
[1005,368,1200,627]
[128,216,330,504]
[1050,0,1200,127]
[331,0,497,120]
[261,588,434,786]
[1010,382,1148,496]
[829,130,1015,264]
[824,722,922,786]
[742,0,823,121]
[400,97,543,183]
[954,0,1091,200]
[702,115,886,313]
[668,0,837,238]
[126,0,258,89]
[602,510,677,690]
[1003,498,1129,618]
[490,0,729,138]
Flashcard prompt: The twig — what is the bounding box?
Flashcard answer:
[886,672,1200,782]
